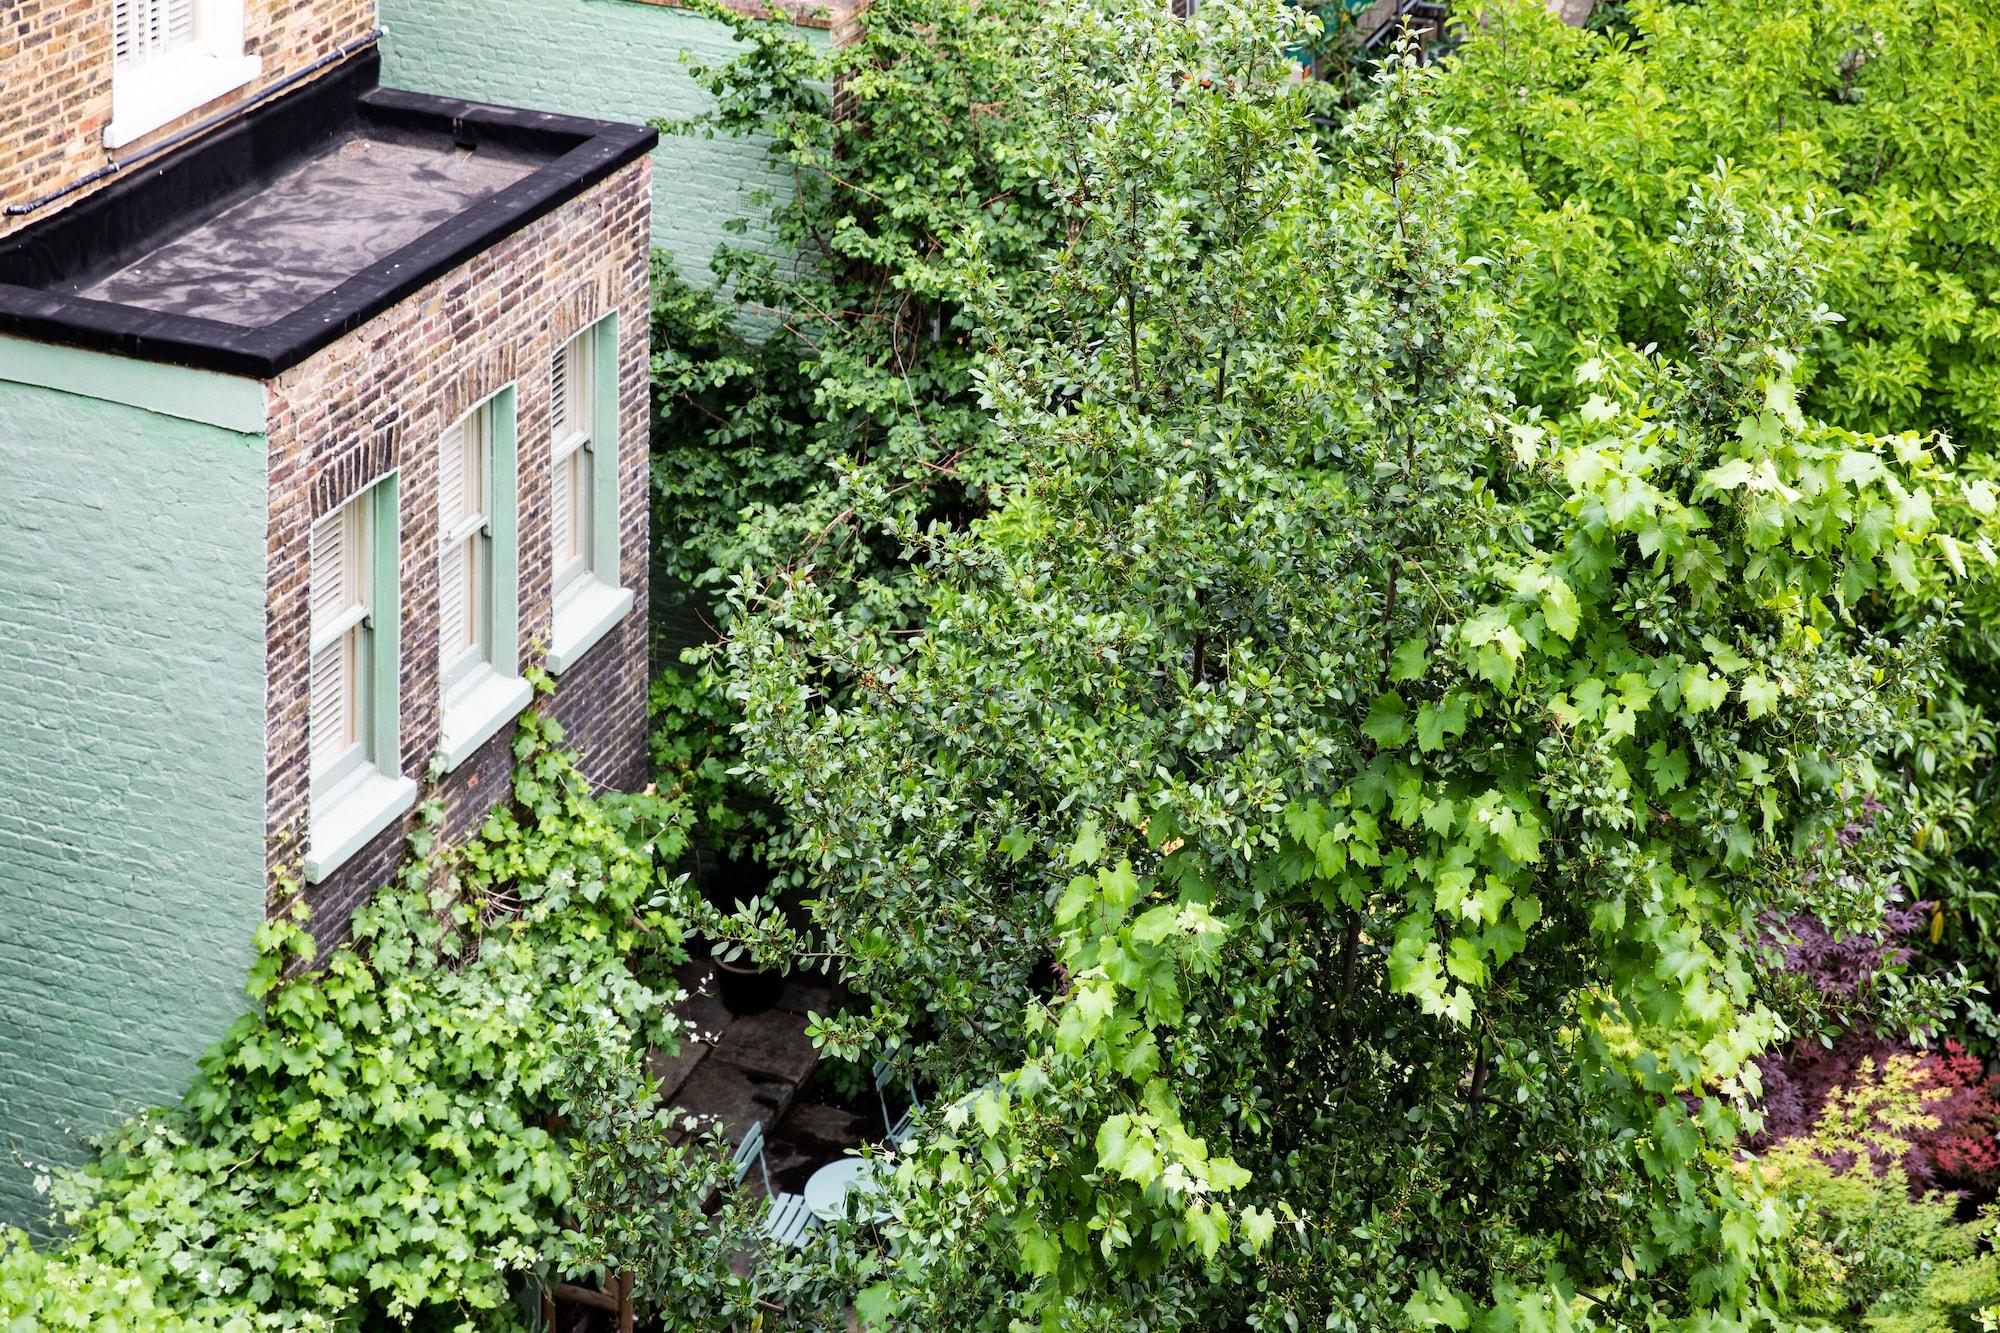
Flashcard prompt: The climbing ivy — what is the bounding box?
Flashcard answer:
[5,694,755,1332]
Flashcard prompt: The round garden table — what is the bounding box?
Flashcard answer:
[803,1156,884,1224]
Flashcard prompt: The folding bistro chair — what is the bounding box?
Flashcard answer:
[873,1044,923,1146]
[732,1120,817,1248]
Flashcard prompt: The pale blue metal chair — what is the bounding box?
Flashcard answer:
[873,1045,922,1146]
[731,1120,818,1248]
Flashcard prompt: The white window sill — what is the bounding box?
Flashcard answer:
[306,768,418,884]
[106,49,262,150]
[548,580,634,675]
[438,666,534,773]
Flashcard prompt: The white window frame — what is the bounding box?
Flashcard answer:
[436,387,530,773]
[309,496,373,803]
[106,0,261,150]
[439,399,495,700]
[547,316,634,675]
[305,475,416,884]
[549,332,596,610]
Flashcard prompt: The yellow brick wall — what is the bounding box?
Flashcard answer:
[0,0,378,237]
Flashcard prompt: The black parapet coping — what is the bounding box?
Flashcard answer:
[0,54,657,381]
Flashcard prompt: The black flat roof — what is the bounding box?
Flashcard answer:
[0,52,656,380]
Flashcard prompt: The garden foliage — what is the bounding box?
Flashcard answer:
[650,0,1061,625]
[3,702,761,1332]
[5,0,1997,1328]
[1750,1055,2000,1330]
[725,3,1993,1326]
[1432,0,2000,1013]
[1436,0,2000,448]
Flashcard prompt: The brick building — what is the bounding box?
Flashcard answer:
[0,0,656,1229]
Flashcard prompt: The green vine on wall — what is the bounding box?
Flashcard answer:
[2,683,784,1332]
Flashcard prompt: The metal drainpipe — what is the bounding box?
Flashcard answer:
[3,27,387,219]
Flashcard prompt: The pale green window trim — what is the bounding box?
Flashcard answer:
[549,314,632,674]
[307,472,414,883]
[0,334,266,432]
[437,386,529,773]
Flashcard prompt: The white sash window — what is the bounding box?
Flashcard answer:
[434,390,529,773]
[304,477,415,884]
[107,0,260,149]
[438,402,493,701]
[545,317,634,676]
[549,331,596,608]
[310,499,372,798]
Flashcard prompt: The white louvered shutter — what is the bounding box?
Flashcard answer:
[438,417,468,538]
[550,451,577,568]
[438,547,471,666]
[439,409,490,686]
[308,636,352,772]
[550,341,572,440]
[310,503,368,782]
[551,332,594,599]
[114,0,198,65]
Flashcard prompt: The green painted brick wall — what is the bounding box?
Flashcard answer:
[0,378,268,1234]
[378,0,824,284]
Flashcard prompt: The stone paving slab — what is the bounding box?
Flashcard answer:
[765,1101,876,1193]
[712,1006,820,1085]
[674,1056,794,1146]
[647,1039,710,1107]
[776,973,838,1018]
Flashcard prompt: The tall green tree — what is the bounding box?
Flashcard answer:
[1436,0,2000,448]
[1433,0,2000,1040]
[652,0,1062,626]
[727,3,1987,1326]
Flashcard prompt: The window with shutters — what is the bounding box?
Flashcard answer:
[435,387,529,774]
[310,497,371,799]
[113,0,199,66]
[546,316,635,676]
[549,329,596,607]
[438,401,493,697]
[305,474,417,886]
[106,0,259,150]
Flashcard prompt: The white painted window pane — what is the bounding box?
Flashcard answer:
[114,0,198,65]
[310,501,370,784]
[311,502,365,641]
[440,404,492,684]
[440,408,488,538]
[550,341,571,441]
[552,328,597,599]
[439,543,473,664]
[552,446,591,598]
[552,333,592,457]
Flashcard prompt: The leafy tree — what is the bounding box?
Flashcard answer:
[726,2,1989,1326]
[645,0,1080,868]
[1432,0,2000,1048]
[1434,0,2000,447]
[651,0,1063,625]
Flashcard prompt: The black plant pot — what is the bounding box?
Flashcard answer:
[714,955,783,1016]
